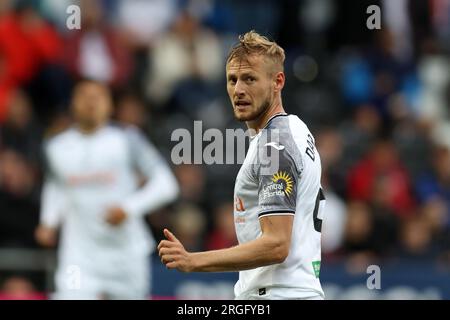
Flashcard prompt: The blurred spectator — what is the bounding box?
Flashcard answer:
[430,0,450,52]
[115,92,149,129]
[0,0,13,16]
[205,201,237,250]
[328,0,379,50]
[382,0,438,60]
[171,203,206,252]
[341,201,376,255]
[416,145,450,232]
[340,198,399,259]
[0,275,44,300]
[316,127,345,196]
[339,51,374,107]
[421,198,448,238]
[369,28,416,122]
[369,202,400,257]
[316,127,343,173]
[335,104,382,197]
[392,118,431,182]
[0,90,42,163]
[340,201,380,272]
[114,0,177,48]
[417,44,450,123]
[145,10,223,112]
[347,138,416,218]
[396,215,438,261]
[174,164,207,204]
[0,0,63,122]
[0,149,39,248]
[38,0,74,32]
[382,0,414,62]
[63,0,132,88]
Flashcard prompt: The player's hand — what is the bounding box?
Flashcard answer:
[105,207,128,226]
[35,225,58,247]
[158,229,194,272]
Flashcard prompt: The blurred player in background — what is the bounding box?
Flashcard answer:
[159,31,326,300]
[35,79,179,299]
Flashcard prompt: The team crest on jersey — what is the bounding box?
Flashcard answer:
[261,171,294,200]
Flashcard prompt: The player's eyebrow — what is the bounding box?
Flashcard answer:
[227,71,256,81]
[239,72,257,78]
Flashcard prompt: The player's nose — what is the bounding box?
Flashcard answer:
[234,80,246,97]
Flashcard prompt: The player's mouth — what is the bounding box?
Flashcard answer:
[234,100,252,110]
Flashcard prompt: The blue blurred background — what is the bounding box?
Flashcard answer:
[0,0,449,299]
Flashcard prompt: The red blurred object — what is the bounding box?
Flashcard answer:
[63,28,132,88]
[0,12,62,84]
[0,292,47,300]
[206,230,237,251]
[347,141,416,218]
[0,11,62,123]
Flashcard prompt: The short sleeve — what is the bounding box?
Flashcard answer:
[255,140,301,218]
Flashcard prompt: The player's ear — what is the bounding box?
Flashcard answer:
[274,71,285,93]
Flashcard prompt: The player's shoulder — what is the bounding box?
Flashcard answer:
[43,127,78,151]
[271,114,311,135]
[99,122,150,147]
[259,114,307,151]
[106,121,143,137]
[107,122,157,152]
[259,114,311,172]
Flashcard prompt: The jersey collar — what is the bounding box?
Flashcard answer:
[262,112,289,130]
[249,113,289,140]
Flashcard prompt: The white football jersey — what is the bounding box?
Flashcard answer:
[233,114,325,299]
[41,124,179,273]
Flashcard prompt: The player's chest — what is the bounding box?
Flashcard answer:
[52,135,130,178]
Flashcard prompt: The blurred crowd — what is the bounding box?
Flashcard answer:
[0,0,449,296]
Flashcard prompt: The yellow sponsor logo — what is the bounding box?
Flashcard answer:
[271,171,294,195]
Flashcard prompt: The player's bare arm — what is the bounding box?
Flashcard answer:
[158,214,293,272]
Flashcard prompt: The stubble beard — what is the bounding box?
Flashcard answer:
[234,98,271,123]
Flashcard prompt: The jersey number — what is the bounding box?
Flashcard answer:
[306,134,316,162]
[313,188,325,232]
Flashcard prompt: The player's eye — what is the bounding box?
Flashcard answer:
[246,77,256,83]
[228,77,237,85]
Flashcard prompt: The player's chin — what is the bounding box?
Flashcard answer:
[234,108,255,122]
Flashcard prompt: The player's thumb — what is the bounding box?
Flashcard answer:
[164,229,179,243]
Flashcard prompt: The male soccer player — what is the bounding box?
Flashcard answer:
[35,80,179,299]
[158,31,326,300]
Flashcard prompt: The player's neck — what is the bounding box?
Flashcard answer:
[246,100,286,133]
[76,122,105,135]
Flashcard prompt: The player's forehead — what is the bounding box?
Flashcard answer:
[75,82,109,97]
[226,54,267,75]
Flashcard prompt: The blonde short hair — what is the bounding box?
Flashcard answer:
[226,30,285,73]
